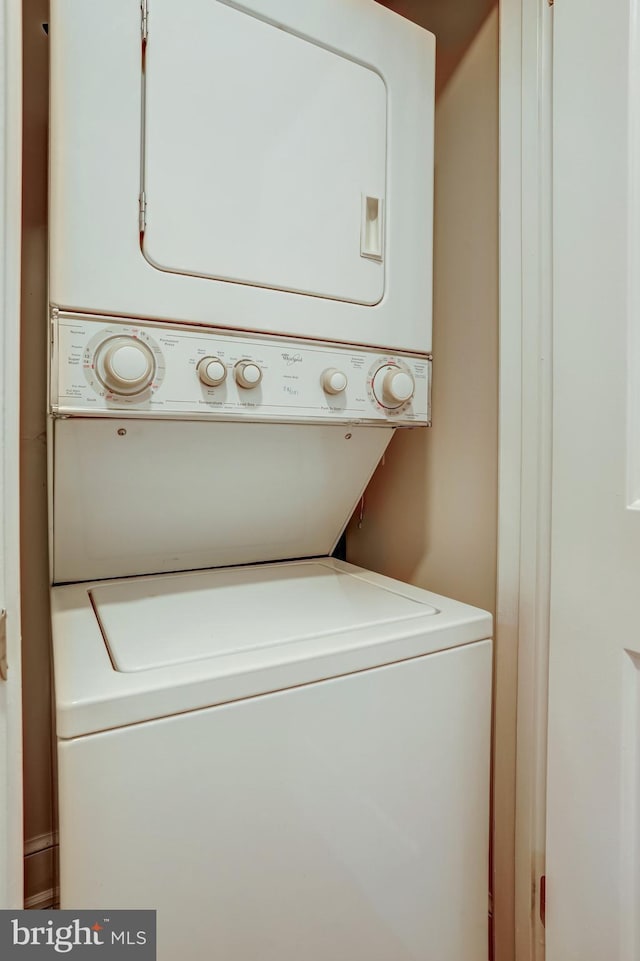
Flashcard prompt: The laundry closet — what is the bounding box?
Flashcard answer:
[19,1,503,958]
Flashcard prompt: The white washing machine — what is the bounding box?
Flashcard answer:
[52,559,492,961]
[49,315,492,959]
[49,0,435,351]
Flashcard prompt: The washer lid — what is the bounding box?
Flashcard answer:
[142,0,386,304]
[91,562,435,673]
[52,558,492,738]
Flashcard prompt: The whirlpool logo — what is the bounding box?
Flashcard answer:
[0,911,156,958]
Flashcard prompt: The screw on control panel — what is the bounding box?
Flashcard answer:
[117,428,127,436]
[345,433,352,440]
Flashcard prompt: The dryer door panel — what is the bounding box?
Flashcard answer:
[143,0,387,305]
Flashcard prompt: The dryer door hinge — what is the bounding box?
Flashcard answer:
[0,610,8,680]
[141,0,149,42]
[139,192,147,233]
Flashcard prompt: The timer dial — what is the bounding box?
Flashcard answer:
[197,356,227,387]
[235,361,263,389]
[321,368,348,395]
[95,337,155,395]
[372,364,415,409]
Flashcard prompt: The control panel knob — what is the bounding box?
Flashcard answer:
[197,356,227,387]
[96,337,155,394]
[321,368,348,395]
[372,365,415,409]
[234,361,263,389]
[384,369,414,403]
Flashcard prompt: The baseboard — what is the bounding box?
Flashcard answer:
[24,841,58,910]
[24,831,58,857]
[25,887,59,911]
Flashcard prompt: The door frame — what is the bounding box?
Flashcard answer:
[498,1,552,960]
[0,0,23,908]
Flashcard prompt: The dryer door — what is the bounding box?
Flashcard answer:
[143,0,387,305]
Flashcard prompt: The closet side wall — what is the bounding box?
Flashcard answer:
[347,8,508,955]
[21,0,55,909]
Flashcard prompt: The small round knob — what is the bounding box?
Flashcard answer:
[321,368,348,395]
[96,337,155,394]
[235,361,263,389]
[371,364,415,409]
[383,369,414,404]
[197,356,227,387]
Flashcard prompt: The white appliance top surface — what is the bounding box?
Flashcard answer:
[91,562,435,673]
[52,558,492,739]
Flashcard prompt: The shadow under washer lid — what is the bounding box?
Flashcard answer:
[90,560,438,674]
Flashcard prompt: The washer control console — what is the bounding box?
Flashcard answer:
[52,313,431,425]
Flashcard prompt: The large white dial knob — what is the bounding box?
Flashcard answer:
[96,337,155,394]
[235,361,263,389]
[321,368,348,395]
[372,365,415,409]
[197,356,227,387]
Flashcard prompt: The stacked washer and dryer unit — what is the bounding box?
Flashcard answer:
[48,1,492,958]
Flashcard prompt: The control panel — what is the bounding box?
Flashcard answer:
[51,313,431,425]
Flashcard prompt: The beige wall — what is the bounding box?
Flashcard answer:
[347,8,511,957]
[21,0,55,908]
[347,9,498,614]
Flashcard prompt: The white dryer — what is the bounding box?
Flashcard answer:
[52,559,492,961]
[49,0,435,352]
